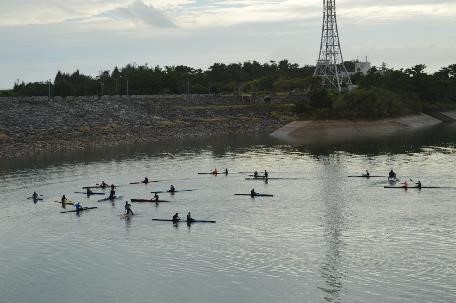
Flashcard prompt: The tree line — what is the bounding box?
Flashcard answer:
[299,63,456,119]
[3,60,315,97]
[2,60,455,119]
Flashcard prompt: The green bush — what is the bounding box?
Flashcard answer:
[333,88,420,119]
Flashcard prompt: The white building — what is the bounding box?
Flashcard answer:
[353,57,371,75]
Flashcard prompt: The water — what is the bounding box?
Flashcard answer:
[1,124,456,303]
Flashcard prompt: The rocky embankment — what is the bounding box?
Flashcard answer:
[0,95,291,159]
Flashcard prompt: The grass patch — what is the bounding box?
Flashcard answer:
[0,133,9,142]
[196,117,229,123]
[79,125,91,134]
[157,120,187,127]
[176,103,295,111]
[271,111,297,123]
[96,123,120,132]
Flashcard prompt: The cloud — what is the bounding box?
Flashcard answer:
[0,0,455,28]
[0,0,181,27]
[0,0,455,88]
[101,1,177,28]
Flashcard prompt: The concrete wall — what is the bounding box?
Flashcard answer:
[271,114,443,145]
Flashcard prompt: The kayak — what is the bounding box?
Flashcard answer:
[131,199,170,203]
[60,207,97,213]
[348,175,386,178]
[97,196,124,202]
[74,192,105,195]
[246,177,299,180]
[151,190,194,194]
[129,181,159,184]
[54,201,75,205]
[28,197,43,201]
[198,172,227,175]
[384,186,441,189]
[152,219,216,223]
[235,194,274,197]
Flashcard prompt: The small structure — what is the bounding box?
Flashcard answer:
[354,57,372,75]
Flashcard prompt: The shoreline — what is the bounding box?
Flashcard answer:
[2,94,455,159]
[0,96,289,159]
[271,112,456,145]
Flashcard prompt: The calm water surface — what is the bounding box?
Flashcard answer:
[1,124,456,303]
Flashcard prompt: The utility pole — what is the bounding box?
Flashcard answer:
[314,0,352,92]
[48,79,51,100]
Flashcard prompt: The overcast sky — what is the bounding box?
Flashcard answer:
[0,0,455,88]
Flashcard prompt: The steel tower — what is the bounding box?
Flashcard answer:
[314,0,351,92]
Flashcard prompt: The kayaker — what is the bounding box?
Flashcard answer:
[153,193,159,202]
[74,202,83,211]
[86,187,93,195]
[61,194,67,203]
[100,181,108,188]
[251,188,257,196]
[264,170,269,179]
[363,170,370,177]
[225,168,228,175]
[401,180,408,189]
[143,177,149,184]
[109,188,116,199]
[416,181,422,189]
[169,185,176,192]
[32,192,38,200]
[125,201,134,215]
[212,168,218,175]
[389,170,396,179]
[172,212,180,221]
[254,171,259,178]
[187,211,193,223]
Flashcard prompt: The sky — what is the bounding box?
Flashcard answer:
[0,0,455,88]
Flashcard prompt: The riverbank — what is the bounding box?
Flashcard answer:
[0,96,293,159]
[271,112,456,145]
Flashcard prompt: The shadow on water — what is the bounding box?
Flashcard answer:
[1,123,455,174]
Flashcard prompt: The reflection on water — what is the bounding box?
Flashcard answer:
[318,161,347,303]
[0,122,455,303]
[1,123,456,174]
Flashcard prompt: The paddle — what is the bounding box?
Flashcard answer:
[27,194,44,199]
[54,201,75,205]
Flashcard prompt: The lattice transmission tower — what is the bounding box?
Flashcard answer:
[314,0,352,92]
